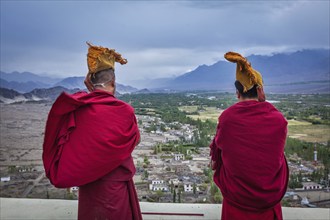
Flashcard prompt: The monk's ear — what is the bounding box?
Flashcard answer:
[236,90,240,99]
[111,80,115,88]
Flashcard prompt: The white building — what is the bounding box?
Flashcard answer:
[149,180,168,191]
[302,182,323,190]
[174,154,184,161]
[151,180,164,185]
[151,184,169,192]
[1,177,10,182]
[69,187,79,193]
[168,178,180,186]
[185,134,193,142]
[183,183,194,192]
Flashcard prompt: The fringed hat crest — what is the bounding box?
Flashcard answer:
[86,42,127,75]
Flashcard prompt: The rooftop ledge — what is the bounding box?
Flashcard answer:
[1,198,329,220]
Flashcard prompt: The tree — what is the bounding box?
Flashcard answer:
[144,170,149,179]
[213,191,222,203]
[193,183,197,195]
[144,156,150,165]
[178,189,182,203]
[173,189,176,203]
[210,183,219,196]
[288,174,303,189]
[155,190,164,202]
[160,123,166,132]
[8,165,17,173]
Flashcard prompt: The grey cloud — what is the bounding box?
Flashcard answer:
[0,1,329,86]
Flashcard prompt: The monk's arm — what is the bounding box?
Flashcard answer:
[84,73,94,92]
[209,119,223,170]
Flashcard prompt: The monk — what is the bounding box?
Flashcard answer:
[210,52,289,220]
[43,43,142,220]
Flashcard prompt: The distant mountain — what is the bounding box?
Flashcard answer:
[165,49,330,93]
[0,85,140,104]
[0,87,79,104]
[167,62,234,91]
[0,87,23,100]
[1,49,329,94]
[55,76,138,93]
[25,86,80,101]
[0,78,51,93]
[0,72,139,94]
[116,84,139,94]
[0,71,60,92]
[54,77,85,89]
[0,71,60,84]
[134,88,151,94]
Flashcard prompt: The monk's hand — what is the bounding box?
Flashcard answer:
[84,73,94,92]
[209,159,215,170]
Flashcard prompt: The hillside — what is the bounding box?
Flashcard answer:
[0,87,79,104]
[165,49,330,93]
[0,73,138,94]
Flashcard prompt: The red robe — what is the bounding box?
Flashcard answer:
[42,90,142,220]
[210,100,289,220]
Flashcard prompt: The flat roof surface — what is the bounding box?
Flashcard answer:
[1,198,329,220]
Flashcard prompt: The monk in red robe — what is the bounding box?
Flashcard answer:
[43,43,142,220]
[210,52,289,220]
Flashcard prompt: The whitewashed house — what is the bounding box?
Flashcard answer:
[151,180,164,185]
[149,180,168,191]
[151,184,169,192]
[302,182,322,190]
[168,178,180,186]
[184,183,194,192]
[69,187,79,193]
[174,154,184,161]
[1,177,10,182]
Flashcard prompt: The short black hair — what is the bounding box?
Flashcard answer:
[91,68,115,85]
[234,80,258,98]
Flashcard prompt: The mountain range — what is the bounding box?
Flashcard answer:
[0,49,329,98]
[0,86,80,104]
[162,49,329,93]
[0,72,139,94]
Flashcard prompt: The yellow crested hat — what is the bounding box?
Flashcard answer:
[86,42,127,75]
[224,52,263,93]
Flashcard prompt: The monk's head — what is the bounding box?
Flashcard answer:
[91,68,116,95]
[235,80,258,101]
[85,42,127,93]
[224,51,266,102]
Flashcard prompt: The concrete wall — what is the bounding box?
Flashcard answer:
[1,198,329,220]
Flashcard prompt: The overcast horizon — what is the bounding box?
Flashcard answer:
[1,1,329,88]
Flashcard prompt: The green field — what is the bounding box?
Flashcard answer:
[179,107,330,143]
[288,119,330,143]
[178,106,222,122]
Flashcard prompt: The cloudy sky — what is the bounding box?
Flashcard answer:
[1,1,329,88]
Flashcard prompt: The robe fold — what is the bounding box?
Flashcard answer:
[210,100,289,220]
[42,90,142,220]
[78,157,142,220]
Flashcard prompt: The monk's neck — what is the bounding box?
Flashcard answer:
[238,98,258,102]
[94,87,115,96]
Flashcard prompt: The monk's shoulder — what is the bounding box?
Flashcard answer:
[263,101,283,115]
[263,102,287,124]
[218,104,238,122]
[114,99,135,114]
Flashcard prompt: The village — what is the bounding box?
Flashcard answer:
[0,103,329,207]
[133,115,211,203]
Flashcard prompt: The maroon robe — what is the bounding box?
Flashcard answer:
[43,90,142,220]
[210,100,289,220]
